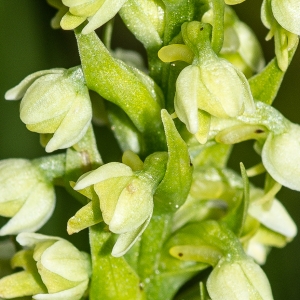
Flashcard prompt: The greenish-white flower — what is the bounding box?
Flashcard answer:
[73,152,167,256]
[0,159,55,236]
[270,0,300,35]
[60,0,127,34]
[261,0,299,71]
[5,67,92,153]
[174,22,255,137]
[207,255,274,300]
[246,188,297,264]
[0,233,91,300]
[262,123,300,191]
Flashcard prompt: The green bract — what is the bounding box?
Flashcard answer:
[0,159,55,236]
[0,233,91,300]
[5,67,92,153]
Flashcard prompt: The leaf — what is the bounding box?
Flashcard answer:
[221,163,249,237]
[75,28,166,154]
[89,224,145,300]
[154,110,193,213]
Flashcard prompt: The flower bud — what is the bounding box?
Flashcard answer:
[262,123,300,191]
[0,233,91,300]
[174,22,255,137]
[60,0,127,34]
[5,67,92,153]
[0,159,55,236]
[261,0,298,71]
[207,255,274,300]
[73,152,168,256]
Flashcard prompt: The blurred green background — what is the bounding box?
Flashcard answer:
[1,1,300,299]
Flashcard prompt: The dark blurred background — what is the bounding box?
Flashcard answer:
[1,1,300,299]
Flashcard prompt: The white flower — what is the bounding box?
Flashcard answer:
[73,152,167,256]
[0,233,91,300]
[262,123,300,191]
[174,22,255,137]
[207,256,274,300]
[5,67,92,153]
[0,159,55,236]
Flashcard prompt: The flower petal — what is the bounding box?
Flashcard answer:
[262,123,300,191]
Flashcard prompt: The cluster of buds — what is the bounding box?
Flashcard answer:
[0,233,91,300]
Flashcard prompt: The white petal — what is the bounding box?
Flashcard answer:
[41,240,90,282]
[45,91,92,152]
[249,199,297,238]
[16,232,61,248]
[109,178,153,233]
[0,183,55,236]
[111,213,152,257]
[5,69,65,101]
[74,162,133,190]
[174,65,199,134]
[272,0,300,35]
[33,280,88,300]
[82,0,127,34]
[262,123,300,191]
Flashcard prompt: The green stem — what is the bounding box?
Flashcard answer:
[89,224,145,300]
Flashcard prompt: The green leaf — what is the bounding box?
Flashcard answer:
[106,102,145,156]
[249,40,298,105]
[154,110,193,213]
[221,163,250,237]
[89,224,145,300]
[75,28,166,154]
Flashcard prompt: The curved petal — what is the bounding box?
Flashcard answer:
[82,0,127,34]
[249,199,297,238]
[74,162,133,190]
[109,178,153,233]
[0,183,55,236]
[5,69,65,101]
[272,0,300,35]
[112,213,152,257]
[262,123,300,191]
[41,240,91,282]
[174,65,199,134]
[33,280,88,300]
[45,91,92,152]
